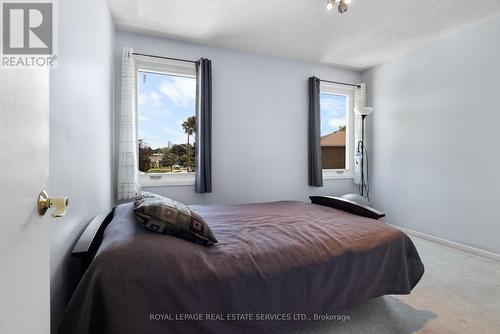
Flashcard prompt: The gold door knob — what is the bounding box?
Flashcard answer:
[38,191,69,217]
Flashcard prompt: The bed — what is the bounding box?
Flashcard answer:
[59,200,424,334]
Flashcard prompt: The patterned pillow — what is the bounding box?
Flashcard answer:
[133,192,217,246]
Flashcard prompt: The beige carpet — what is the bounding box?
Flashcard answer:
[296,236,500,334]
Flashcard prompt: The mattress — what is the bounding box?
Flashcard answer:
[59,201,424,334]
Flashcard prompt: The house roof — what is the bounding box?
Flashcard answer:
[321,131,346,147]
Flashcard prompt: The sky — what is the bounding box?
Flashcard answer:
[320,92,347,136]
[138,71,196,149]
[138,73,345,148]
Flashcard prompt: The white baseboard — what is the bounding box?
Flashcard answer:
[388,224,500,263]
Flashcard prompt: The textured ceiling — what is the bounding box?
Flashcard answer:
[107,0,500,70]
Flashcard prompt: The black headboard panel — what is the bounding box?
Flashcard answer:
[72,208,115,274]
[310,196,385,220]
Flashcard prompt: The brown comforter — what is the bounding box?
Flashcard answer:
[59,201,424,334]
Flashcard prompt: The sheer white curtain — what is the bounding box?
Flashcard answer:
[354,83,367,185]
[117,47,139,200]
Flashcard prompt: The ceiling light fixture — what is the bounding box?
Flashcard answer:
[326,0,334,11]
[326,0,351,14]
[338,0,348,13]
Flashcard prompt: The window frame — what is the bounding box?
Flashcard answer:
[319,82,355,180]
[135,56,197,187]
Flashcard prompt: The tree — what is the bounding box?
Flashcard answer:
[161,153,177,173]
[170,143,194,172]
[159,147,171,155]
[182,116,196,146]
[138,139,152,172]
[338,125,346,132]
[170,144,188,157]
[186,148,195,171]
[181,116,196,172]
[178,154,190,169]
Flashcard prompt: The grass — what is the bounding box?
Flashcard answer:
[147,168,171,173]
[146,167,190,174]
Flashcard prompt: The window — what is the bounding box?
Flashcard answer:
[136,58,197,186]
[319,82,354,179]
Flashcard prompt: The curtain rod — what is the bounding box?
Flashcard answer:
[319,79,361,88]
[132,52,197,64]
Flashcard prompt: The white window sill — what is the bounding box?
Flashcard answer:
[323,170,354,180]
[139,173,195,187]
[138,171,352,187]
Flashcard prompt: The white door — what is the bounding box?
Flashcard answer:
[0,69,50,334]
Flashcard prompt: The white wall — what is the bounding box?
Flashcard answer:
[362,15,500,254]
[115,32,360,205]
[49,1,114,331]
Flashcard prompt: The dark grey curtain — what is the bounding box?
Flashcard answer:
[195,58,212,193]
[308,76,323,187]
